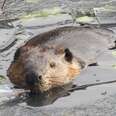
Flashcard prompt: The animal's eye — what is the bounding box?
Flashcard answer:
[38,75,42,80]
[50,62,56,68]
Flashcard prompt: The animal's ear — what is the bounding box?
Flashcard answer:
[64,48,73,63]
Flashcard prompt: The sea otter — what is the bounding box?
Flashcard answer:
[7,26,115,93]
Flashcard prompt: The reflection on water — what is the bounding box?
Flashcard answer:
[26,85,72,107]
[1,83,76,107]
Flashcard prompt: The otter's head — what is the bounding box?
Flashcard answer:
[23,46,85,92]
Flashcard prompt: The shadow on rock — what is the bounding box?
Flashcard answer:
[0,83,76,108]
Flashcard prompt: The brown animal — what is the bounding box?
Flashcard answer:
[7,26,115,93]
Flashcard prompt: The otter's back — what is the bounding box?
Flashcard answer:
[26,26,115,64]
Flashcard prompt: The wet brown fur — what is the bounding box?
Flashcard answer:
[7,26,86,93]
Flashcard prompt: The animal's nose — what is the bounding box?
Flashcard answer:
[25,71,39,86]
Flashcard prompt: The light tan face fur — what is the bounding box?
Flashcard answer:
[8,46,84,92]
[28,47,82,92]
[42,57,81,90]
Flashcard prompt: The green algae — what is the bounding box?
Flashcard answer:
[20,7,63,20]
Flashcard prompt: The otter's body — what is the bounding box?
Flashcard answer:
[7,26,115,93]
